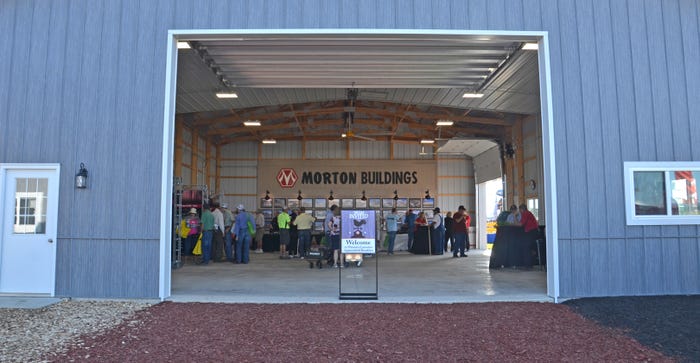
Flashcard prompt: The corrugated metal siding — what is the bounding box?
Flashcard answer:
[55,238,159,298]
[473,146,501,184]
[305,141,345,159]
[220,142,259,159]
[0,0,698,298]
[437,157,475,217]
[392,144,422,159]
[261,141,302,159]
[349,141,390,159]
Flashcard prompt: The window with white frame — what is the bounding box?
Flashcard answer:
[624,162,700,225]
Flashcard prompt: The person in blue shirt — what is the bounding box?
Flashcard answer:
[385,208,399,255]
[404,209,417,250]
[234,204,255,264]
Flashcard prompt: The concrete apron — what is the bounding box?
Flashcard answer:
[170,250,550,304]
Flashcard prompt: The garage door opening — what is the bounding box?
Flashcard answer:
[159,30,558,302]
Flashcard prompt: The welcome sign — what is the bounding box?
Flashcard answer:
[340,210,376,254]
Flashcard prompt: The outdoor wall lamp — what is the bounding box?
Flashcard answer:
[361,190,367,201]
[297,190,303,201]
[264,190,270,201]
[328,190,334,201]
[75,163,88,189]
[425,189,431,199]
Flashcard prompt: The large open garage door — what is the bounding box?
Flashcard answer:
[159,30,558,302]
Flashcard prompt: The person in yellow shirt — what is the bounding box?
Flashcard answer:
[293,207,316,258]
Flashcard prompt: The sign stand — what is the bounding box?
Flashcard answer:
[338,210,378,300]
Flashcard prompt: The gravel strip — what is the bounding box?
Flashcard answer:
[0,300,150,363]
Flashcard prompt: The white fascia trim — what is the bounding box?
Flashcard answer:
[160,28,552,300]
[159,32,178,300]
[538,34,560,303]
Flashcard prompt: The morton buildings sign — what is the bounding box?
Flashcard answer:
[261,160,437,197]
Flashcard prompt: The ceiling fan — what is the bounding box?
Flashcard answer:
[341,88,376,141]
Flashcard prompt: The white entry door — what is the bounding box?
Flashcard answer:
[0,164,60,295]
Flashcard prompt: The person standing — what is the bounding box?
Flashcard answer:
[289,209,299,257]
[328,206,344,268]
[211,202,225,262]
[324,205,338,246]
[254,210,265,253]
[505,204,520,225]
[278,207,291,258]
[384,208,399,255]
[221,204,235,262]
[404,209,416,250]
[293,207,315,258]
[182,208,200,259]
[234,204,255,264]
[444,211,454,253]
[430,207,445,255]
[198,203,215,265]
[452,205,469,258]
[517,204,539,268]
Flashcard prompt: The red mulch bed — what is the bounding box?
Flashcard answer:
[48,302,670,362]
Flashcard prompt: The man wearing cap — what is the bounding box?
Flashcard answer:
[277,207,292,258]
[452,205,469,257]
[183,208,200,261]
[293,207,315,258]
[234,204,255,264]
[431,207,445,255]
[384,207,399,255]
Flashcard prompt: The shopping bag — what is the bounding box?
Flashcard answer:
[192,234,202,255]
[247,220,256,235]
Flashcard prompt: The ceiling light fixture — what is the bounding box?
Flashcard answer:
[328,190,334,201]
[462,92,484,98]
[522,42,539,50]
[176,41,191,49]
[361,190,367,201]
[341,133,347,138]
[436,120,454,126]
[243,121,261,126]
[215,90,238,99]
[420,139,434,144]
[425,190,432,200]
[262,139,277,144]
[264,190,271,201]
[393,190,399,201]
[297,190,303,201]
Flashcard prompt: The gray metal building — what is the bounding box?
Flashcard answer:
[0,0,699,300]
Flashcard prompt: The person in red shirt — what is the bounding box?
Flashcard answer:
[517,204,539,267]
[451,205,469,257]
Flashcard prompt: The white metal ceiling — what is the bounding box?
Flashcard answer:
[175,33,542,151]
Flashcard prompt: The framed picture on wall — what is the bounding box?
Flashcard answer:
[262,209,273,220]
[395,198,408,209]
[300,198,313,209]
[260,198,273,209]
[368,198,381,209]
[341,198,354,208]
[355,199,367,208]
[274,198,286,209]
[314,210,327,219]
[287,199,299,210]
[314,221,325,232]
[328,199,339,208]
[409,198,422,208]
[314,198,326,209]
[382,198,395,208]
[423,210,434,219]
[422,198,435,208]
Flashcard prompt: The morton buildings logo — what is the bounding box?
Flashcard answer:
[276,168,298,188]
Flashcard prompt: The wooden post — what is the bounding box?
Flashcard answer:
[190,128,199,185]
[514,117,525,205]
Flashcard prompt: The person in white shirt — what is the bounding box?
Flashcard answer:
[254,210,266,253]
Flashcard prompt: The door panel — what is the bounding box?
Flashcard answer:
[1,166,60,295]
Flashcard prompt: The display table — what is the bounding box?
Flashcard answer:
[489,226,539,268]
[410,226,431,254]
[378,231,409,252]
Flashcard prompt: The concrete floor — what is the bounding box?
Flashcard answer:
[170,250,550,303]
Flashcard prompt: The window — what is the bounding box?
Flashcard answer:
[527,198,539,222]
[13,177,48,234]
[624,162,700,225]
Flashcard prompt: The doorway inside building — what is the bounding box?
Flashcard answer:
[161,30,557,302]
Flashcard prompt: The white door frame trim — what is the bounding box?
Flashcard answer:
[0,163,61,296]
[159,29,559,302]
